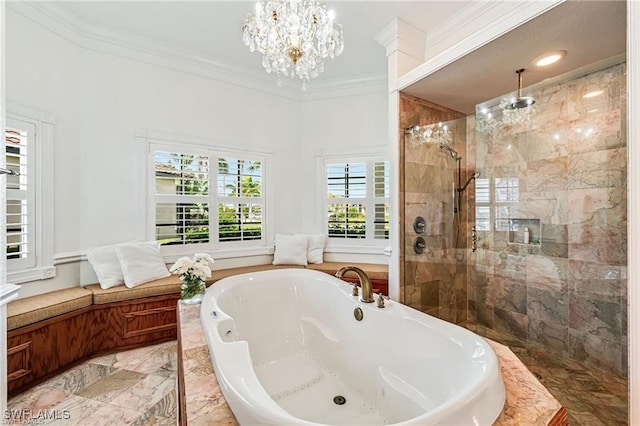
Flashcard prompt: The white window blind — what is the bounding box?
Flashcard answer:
[154,150,210,246]
[217,158,263,242]
[475,176,520,231]
[373,160,390,240]
[495,177,519,231]
[325,158,389,243]
[475,178,491,231]
[5,119,36,270]
[151,144,265,251]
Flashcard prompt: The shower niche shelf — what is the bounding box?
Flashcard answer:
[507,218,541,245]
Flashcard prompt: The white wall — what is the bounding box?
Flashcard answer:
[299,90,390,264]
[6,9,388,298]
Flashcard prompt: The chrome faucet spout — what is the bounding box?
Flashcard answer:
[335,266,375,303]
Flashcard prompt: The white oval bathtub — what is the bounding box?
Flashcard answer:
[201,268,505,425]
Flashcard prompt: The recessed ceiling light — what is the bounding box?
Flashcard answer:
[532,50,567,67]
[584,90,604,98]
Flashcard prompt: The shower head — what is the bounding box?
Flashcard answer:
[503,96,535,110]
[439,143,459,159]
[503,69,535,110]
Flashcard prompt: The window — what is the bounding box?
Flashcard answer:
[4,104,55,283]
[475,176,520,231]
[325,158,389,245]
[150,142,265,255]
[5,121,35,269]
[217,158,263,242]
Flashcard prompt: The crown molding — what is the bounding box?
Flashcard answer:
[423,1,518,60]
[8,2,386,102]
[300,74,386,101]
[375,18,425,62]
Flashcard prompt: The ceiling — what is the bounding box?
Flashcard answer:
[28,1,626,107]
[45,1,471,83]
[402,0,627,113]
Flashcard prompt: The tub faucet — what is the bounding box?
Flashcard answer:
[335,266,375,303]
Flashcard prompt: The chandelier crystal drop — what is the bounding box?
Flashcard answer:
[242,0,344,89]
[406,123,453,148]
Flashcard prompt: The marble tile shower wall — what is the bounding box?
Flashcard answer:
[471,62,627,376]
[399,93,471,324]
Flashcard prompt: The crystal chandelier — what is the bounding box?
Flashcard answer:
[242,0,344,90]
[405,123,454,150]
[476,68,537,134]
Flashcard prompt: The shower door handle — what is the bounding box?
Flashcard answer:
[471,226,477,252]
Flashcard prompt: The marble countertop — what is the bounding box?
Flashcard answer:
[177,303,566,425]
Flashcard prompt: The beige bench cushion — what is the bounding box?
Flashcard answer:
[88,264,305,304]
[306,262,388,281]
[87,275,185,304]
[7,287,93,331]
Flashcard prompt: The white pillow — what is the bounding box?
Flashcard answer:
[87,244,124,289]
[303,234,326,264]
[115,241,170,288]
[272,234,308,266]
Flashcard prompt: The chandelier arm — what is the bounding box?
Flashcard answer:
[271,9,289,46]
[308,14,318,45]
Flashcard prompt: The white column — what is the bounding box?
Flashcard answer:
[376,19,426,302]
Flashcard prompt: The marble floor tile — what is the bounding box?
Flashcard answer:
[7,341,177,426]
[42,394,110,426]
[108,375,175,412]
[41,363,115,394]
[66,400,145,426]
[75,369,147,401]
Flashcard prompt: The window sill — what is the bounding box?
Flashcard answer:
[325,245,389,256]
[162,246,274,263]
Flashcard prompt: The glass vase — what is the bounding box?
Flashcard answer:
[180,278,206,305]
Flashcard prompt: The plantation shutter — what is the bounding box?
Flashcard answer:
[475,178,491,231]
[5,118,36,268]
[327,162,367,239]
[373,161,390,240]
[217,157,263,242]
[154,150,211,246]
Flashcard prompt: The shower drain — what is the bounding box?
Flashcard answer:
[333,395,346,405]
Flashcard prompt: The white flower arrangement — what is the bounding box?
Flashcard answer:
[170,253,214,300]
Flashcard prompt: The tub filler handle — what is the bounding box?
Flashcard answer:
[376,294,389,308]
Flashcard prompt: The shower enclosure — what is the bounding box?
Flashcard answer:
[399,59,628,376]
[399,94,476,325]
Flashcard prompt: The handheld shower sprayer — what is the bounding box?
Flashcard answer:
[458,171,481,193]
